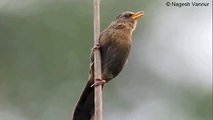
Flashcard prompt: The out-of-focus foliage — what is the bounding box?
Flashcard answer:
[0,0,212,120]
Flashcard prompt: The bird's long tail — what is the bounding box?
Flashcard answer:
[72,80,95,120]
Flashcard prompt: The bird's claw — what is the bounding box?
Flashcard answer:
[91,79,106,87]
[93,43,100,50]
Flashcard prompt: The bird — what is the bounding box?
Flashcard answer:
[72,11,144,120]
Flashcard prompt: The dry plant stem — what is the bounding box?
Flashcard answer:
[93,0,103,120]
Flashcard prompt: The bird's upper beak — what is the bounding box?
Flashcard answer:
[131,11,144,20]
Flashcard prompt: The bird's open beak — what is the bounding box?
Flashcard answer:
[131,11,144,20]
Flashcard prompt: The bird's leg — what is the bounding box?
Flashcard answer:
[91,42,103,87]
[91,79,106,87]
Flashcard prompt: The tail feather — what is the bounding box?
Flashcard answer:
[72,81,94,120]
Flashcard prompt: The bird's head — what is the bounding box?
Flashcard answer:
[111,11,144,31]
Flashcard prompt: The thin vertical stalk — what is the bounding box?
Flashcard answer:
[93,0,102,120]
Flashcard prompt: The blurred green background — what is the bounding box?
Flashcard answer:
[0,0,212,120]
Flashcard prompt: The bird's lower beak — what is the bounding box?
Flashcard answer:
[131,11,144,20]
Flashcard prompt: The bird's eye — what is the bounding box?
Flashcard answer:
[124,13,132,18]
[124,14,131,18]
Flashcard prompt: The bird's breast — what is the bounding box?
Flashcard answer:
[101,33,131,81]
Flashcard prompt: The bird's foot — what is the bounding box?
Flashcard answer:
[93,43,100,50]
[91,79,106,87]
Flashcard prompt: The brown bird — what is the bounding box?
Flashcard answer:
[72,11,144,120]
